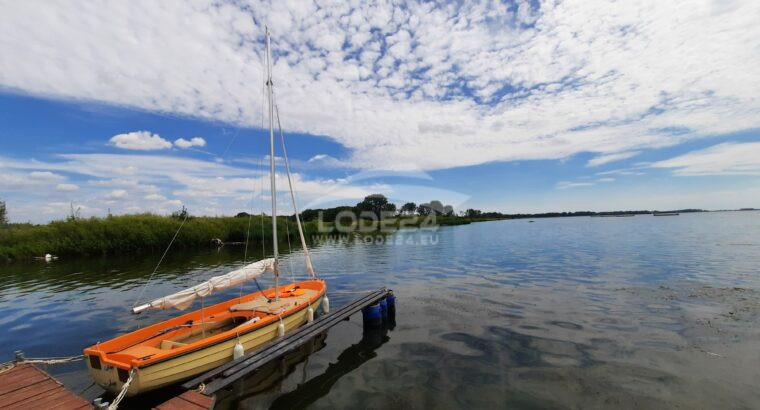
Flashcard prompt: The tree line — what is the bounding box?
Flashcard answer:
[297,194,457,222]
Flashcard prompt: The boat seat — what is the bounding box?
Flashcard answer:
[230,299,294,314]
[229,288,319,314]
[160,340,188,350]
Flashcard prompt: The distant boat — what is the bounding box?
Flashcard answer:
[653,212,679,216]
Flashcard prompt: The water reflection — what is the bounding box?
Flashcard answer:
[270,323,393,409]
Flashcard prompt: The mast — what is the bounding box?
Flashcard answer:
[266,26,279,301]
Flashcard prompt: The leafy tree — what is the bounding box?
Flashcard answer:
[466,208,482,218]
[0,200,7,225]
[400,202,417,215]
[383,202,397,215]
[428,200,444,215]
[417,203,432,216]
[235,212,251,218]
[442,205,454,216]
[355,194,390,219]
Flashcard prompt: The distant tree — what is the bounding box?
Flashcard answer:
[417,203,432,216]
[0,199,7,225]
[442,205,454,216]
[428,200,444,215]
[383,202,397,216]
[355,194,390,219]
[465,208,482,218]
[235,212,251,218]
[400,202,417,216]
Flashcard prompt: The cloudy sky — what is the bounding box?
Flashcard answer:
[1,0,759,223]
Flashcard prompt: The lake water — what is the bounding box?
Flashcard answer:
[1,211,759,409]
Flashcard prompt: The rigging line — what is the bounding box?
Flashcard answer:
[240,177,257,304]
[131,213,189,310]
[273,92,316,278]
[283,207,295,284]
[272,97,296,283]
[253,153,271,303]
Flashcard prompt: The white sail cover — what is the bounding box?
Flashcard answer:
[132,258,276,313]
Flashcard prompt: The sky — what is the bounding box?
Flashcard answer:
[1,0,759,223]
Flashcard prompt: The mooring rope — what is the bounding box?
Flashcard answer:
[108,368,136,410]
[0,354,84,374]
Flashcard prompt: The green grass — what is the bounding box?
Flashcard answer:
[0,213,481,262]
[0,214,332,262]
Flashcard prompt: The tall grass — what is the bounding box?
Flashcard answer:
[0,214,330,262]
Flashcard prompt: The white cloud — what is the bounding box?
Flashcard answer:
[110,131,172,150]
[650,142,760,176]
[308,154,328,162]
[106,189,128,199]
[1,1,758,170]
[29,171,65,181]
[55,183,80,191]
[0,152,419,222]
[144,193,167,201]
[174,137,206,149]
[587,151,641,167]
[556,181,595,190]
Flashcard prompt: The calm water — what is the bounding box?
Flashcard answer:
[1,211,760,409]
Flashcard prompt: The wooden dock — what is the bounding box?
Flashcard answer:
[183,288,393,395]
[154,390,215,410]
[0,363,92,410]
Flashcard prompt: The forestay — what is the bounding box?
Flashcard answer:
[132,258,276,313]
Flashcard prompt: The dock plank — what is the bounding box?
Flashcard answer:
[0,364,92,410]
[154,390,215,410]
[0,379,61,407]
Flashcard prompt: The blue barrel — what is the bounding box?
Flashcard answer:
[362,303,383,327]
[379,298,388,319]
[386,293,396,311]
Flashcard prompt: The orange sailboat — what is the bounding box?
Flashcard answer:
[83,27,327,397]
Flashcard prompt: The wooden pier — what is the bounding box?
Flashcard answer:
[183,288,393,395]
[154,390,215,410]
[0,363,92,409]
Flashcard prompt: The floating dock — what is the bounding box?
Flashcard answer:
[0,363,92,409]
[183,287,393,395]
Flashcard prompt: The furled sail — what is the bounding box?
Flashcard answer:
[131,258,276,314]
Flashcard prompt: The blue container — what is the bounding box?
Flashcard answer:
[386,293,396,311]
[379,298,388,319]
[362,303,383,327]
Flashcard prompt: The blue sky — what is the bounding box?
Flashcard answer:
[1,1,759,223]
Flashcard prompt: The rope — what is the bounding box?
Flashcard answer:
[273,93,316,279]
[132,213,189,311]
[0,354,85,374]
[20,355,84,364]
[108,368,136,410]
